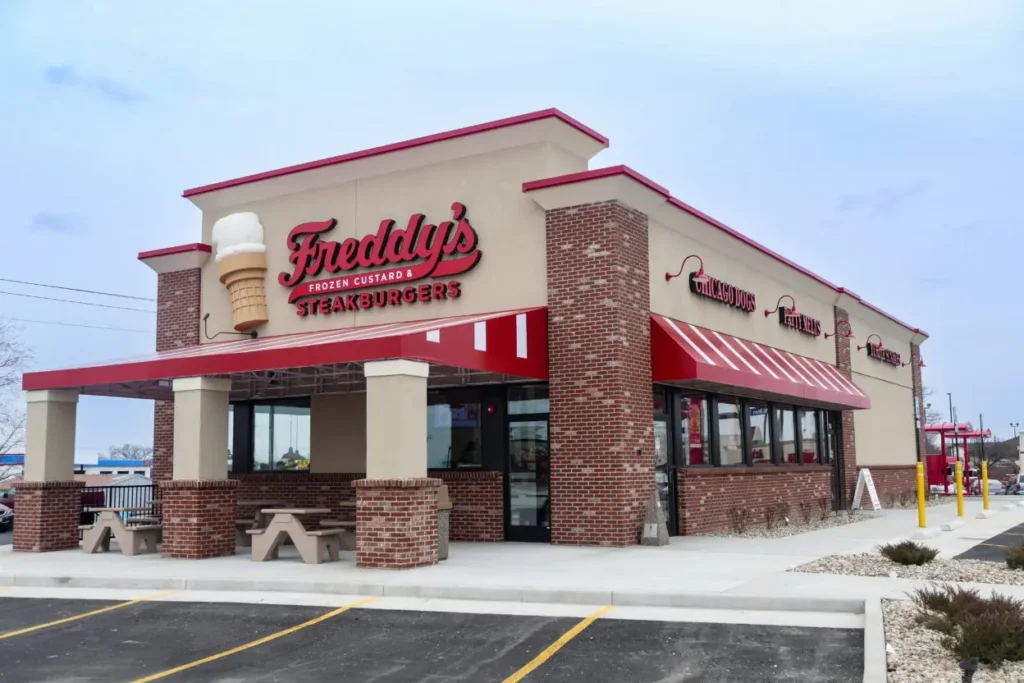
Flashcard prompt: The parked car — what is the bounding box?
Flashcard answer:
[0,503,12,531]
[1006,475,1024,495]
[970,479,1004,495]
[0,489,13,510]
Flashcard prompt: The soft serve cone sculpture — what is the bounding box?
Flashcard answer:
[212,212,269,331]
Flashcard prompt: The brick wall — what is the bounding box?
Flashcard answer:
[834,306,857,508]
[430,470,503,542]
[152,268,202,485]
[857,465,917,508]
[12,481,85,552]
[230,472,360,528]
[159,479,238,559]
[353,478,440,569]
[677,466,832,534]
[546,201,653,547]
[910,343,926,459]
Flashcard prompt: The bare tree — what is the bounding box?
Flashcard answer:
[922,386,945,453]
[107,443,153,461]
[0,319,30,471]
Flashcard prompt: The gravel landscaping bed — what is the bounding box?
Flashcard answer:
[884,598,1024,682]
[796,553,1024,585]
[711,510,882,539]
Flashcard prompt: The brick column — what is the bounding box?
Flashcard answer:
[353,478,440,569]
[910,343,926,460]
[152,268,202,486]
[159,480,238,559]
[833,306,857,509]
[546,201,653,547]
[12,481,85,552]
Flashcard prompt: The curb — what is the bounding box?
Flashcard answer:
[862,597,887,683]
[0,573,866,614]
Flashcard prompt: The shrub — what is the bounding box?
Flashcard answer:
[913,584,1024,667]
[898,489,914,507]
[728,507,749,534]
[879,540,938,566]
[798,501,813,524]
[774,502,790,525]
[1006,541,1024,570]
[764,504,778,530]
[885,491,899,508]
[817,497,831,521]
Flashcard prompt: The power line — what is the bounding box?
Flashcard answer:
[0,277,155,302]
[2,317,153,334]
[0,290,154,313]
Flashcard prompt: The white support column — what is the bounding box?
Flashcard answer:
[23,390,79,482]
[172,376,232,480]
[364,360,429,479]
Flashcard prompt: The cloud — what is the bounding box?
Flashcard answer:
[42,64,144,104]
[835,184,927,219]
[28,212,87,235]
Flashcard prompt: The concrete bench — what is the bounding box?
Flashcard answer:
[236,518,257,547]
[248,510,341,564]
[120,525,162,556]
[320,520,356,551]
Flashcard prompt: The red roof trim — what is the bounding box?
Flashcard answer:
[666,197,927,337]
[137,243,212,261]
[522,165,671,197]
[182,109,608,198]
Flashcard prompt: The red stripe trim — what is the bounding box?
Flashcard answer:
[521,165,670,197]
[137,243,212,261]
[182,109,608,198]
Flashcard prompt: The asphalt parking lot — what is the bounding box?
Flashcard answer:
[956,522,1024,562]
[0,596,863,682]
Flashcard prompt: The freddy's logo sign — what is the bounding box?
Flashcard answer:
[279,202,482,316]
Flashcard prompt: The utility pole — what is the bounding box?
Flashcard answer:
[979,414,986,465]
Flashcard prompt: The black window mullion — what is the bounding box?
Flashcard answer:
[740,399,752,466]
[709,397,722,467]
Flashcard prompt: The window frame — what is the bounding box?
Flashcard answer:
[229,397,311,475]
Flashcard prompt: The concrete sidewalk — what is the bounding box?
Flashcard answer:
[0,497,1019,612]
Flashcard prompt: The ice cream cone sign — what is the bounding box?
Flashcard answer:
[212,212,269,331]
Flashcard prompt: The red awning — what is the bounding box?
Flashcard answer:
[651,315,870,410]
[23,307,547,393]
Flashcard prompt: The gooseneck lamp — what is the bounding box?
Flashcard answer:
[824,320,854,340]
[856,333,884,352]
[764,294,799,319]
[665,254,709,283]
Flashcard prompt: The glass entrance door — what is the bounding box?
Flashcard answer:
[506,419,550,542]
[654,418,675,535]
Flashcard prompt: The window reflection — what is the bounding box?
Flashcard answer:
[680,395,709,465]
[427,400,482,469]
[717,401,743,466]
[508,385,549,415]
[749,404,771,464]
[776,408,797,463]
[253,404,310,471]
[227,405,234,471]
[801,411,819,464]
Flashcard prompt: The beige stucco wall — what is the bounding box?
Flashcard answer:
[649,212,838,363]
[173,377,231,480]
[24,390,79,482]
[309,393,366,473]
[365,361,428,479]
[853,373,917,466]
[847,309,915,388]
[199,142,580,339]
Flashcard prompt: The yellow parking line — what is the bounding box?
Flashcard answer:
[0,590,180,641]
[503,605,613,683]
[129,596,379,683]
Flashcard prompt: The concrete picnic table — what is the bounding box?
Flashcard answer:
[247,508,344,564]
[237,500,288,528]
[81,508,161,556]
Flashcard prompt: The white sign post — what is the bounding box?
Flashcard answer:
[852,469,881,511]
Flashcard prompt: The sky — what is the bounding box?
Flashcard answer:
[0,1,1022,458]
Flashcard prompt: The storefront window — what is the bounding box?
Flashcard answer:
[717,400,743,466]
[801,410,819,464]
[428,396,482,469]
[776,408,798,464]
[227,405,234,471]
[749,404,771,464]
[822,412,837,464]
[652,387,667,416]
[680,395,710,465]
[253,404,311,471]
[508,385,549,415]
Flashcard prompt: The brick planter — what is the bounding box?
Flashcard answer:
[429,470,503,542]
[354,478,440,569]
[12,480,85,552]
[159,479,239,559]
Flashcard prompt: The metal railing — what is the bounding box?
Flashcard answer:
[80,485,156,525]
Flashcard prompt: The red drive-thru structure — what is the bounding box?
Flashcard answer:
[924,422,991,494]
[18,109,929,565]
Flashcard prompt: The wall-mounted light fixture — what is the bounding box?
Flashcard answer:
[665,254,709,283]
[764,294,799,319]
[902,357,925,368]
[856,333,884,352]
[824,320,855,340]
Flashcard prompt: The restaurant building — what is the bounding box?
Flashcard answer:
[16,109,928,567]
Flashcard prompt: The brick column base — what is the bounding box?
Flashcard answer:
[354,478,440,569]
[159,479,239,559]
[13,481,85,552]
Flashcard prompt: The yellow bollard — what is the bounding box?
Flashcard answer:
[982,460,990,510]
[955,461,965,517]
[916,462,927,528]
